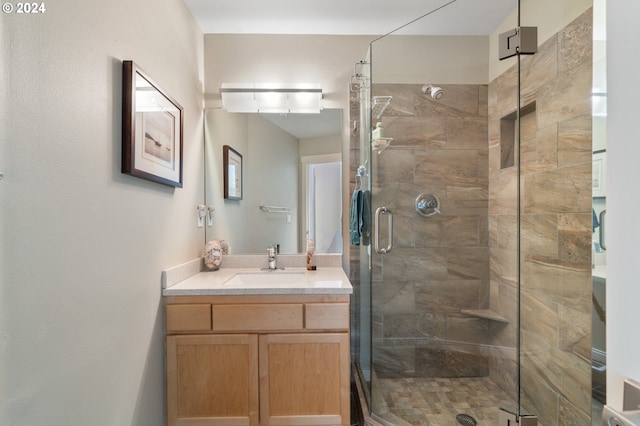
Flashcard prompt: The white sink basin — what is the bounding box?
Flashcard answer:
[224,271,307,288]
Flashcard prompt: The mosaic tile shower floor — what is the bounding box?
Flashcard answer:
[372,376,515,426]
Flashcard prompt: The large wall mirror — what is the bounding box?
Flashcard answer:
[204,108,343,254]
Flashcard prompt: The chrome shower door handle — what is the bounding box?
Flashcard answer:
[374,207,393,254]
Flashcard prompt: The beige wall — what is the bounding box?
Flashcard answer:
[299,134,343,158]
[371,35,490,84]
[0,0,204,424]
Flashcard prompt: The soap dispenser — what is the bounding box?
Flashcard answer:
[372,122,384,140]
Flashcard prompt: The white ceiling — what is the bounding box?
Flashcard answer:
[183,0,516,36]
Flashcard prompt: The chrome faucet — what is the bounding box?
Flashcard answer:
[267,243,280,271]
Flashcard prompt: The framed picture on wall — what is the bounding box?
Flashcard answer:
[592,150,606,198]
[223,145,243,200]
[122,60,184,188]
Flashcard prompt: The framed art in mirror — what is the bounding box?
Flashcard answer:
[122,60,183,188]
[223,145,243,200]
[592,150,606,198]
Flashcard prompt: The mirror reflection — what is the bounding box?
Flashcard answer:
[204,108,343,254]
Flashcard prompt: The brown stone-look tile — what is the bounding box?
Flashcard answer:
[558,114,592,167]
[393,215,415,248]
[558,304,591,363]
[488,145,501,178]
[536,59,592,130]
[489,168,517,215]
[479,85,489,117]
[382,312,447,340]
[520,291,559,348]
[373,311,384,339]
[520,214,559,258]
[558,213,591,264]
[442,185,488,216]
[494,214,518,251]
[520,353,560,426]
[488,346,518,396]
[522,162,591,214]
[446,117,488,150]
[447,314,489,345]
[535,123,560,171]
[558,396,592,426]
[520,34,559,99]
[447,247,489,280]
[494,65,518,119]
[522,255,591,313]
[488,308,517,348]
[384,116,446,149]
[558,8,593,74]
[495,280,518,323]
[414,215,481,248]
[520,137,538,173]
[489,247,518,288]
[415,149,482,187]
[478,215,489,247]
[372,279,416,314]
[539,342,592,413]
[373,148,415,183]
[415,344,489,377]
[373,346,417,378]
[383,247,448,282]
[520,106,538,141]
[415,280,482,312]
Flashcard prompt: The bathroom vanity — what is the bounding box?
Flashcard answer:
[162,257,352,426]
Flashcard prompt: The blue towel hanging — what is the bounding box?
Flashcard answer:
[350,189,363,245]
[361,190,371,246]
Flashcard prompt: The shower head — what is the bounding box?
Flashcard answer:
[421,84,444,100]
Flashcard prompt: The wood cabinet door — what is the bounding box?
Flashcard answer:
[167,334,259,426]
[259,333,350,426]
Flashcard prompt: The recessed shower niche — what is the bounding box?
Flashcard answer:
[501,101,537,169]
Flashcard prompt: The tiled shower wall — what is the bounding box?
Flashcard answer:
[487,9,593,425]
[363,83,492,378]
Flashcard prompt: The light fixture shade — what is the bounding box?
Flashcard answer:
[221,83,322,114]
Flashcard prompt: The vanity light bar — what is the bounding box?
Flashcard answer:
[220,84,322,114]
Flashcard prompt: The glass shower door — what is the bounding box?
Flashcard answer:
[354,0,596,424]
[362,1,522,424]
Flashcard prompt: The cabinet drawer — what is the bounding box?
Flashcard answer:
[305,303,349,330]
[212,304,303,331]
[166,304,212,331]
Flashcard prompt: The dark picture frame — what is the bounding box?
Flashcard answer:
[223,145,243,200]
[122,60,183,188]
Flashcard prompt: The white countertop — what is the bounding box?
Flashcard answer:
[592,265,606,281]
[163,264,353,296]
